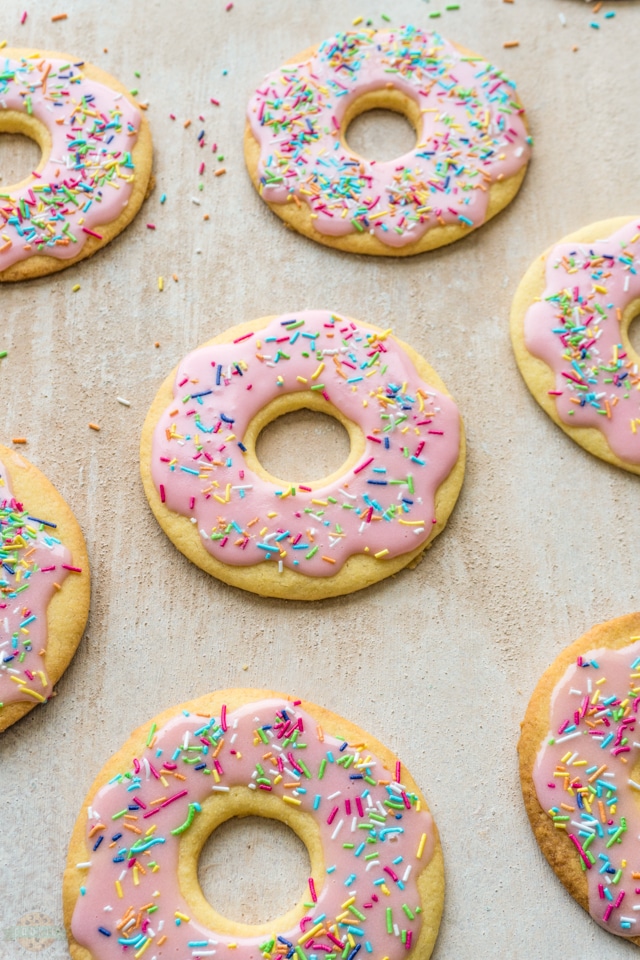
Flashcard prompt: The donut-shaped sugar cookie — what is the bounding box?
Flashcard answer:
[64,690,444,960]
[0,48,153,281]
[140,311,464,600]
[511,217,640,474]
[0,445,89,731]
[519,613,640,943]
[245,26,531,256]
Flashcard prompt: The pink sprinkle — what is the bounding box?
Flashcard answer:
[226,2,233,8]
[21,10,27,23]
[356,797,364,818]
[199,162,205,175]
[326,806,339,825]
[210,98,220,106]
[147,223,156,230]
[160,484,166,503]
[62,564,82,573]
[395,761,401,783]
[308,878,317,902]
[82,227,103,239]
[161,790,188,808]
[221,703,228,731]
[353,457,374,475]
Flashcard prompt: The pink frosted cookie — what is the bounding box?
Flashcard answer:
[519,614,640,943]
[0,445,89,731]
[0,48,153,281]
[140,312,465,600]
[245,26,531,256]
[511,217,640,473]
[64,690,444,960]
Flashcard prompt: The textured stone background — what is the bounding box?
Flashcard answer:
[1,1,639,957]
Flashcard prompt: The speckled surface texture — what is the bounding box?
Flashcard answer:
[1,1,640,957]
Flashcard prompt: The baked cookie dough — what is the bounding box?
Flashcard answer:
[0,48,153,281]
[64,690,444,960]
[0,445,89,731]
[511,217,640,473]
[245,26,531,256]
[519,613,640,943]
[140,311,465,600]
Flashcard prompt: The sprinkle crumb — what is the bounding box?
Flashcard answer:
[88,423,101,432]
[203,214,210,221]
[503,40,520,48]
[154,341,161,348]
[172,274,179,283]
[12,437,26,444]
[51,12,68,21]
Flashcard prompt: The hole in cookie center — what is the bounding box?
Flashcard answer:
[198,816,311,925]
[256,409,351,482]
[0,133,42,186]
[345,108,417,163]
[627,311,640,356]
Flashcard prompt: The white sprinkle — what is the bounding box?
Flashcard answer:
[117,397,131,407]
[331,818,344,840]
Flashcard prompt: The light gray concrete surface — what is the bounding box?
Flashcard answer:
[1,1,639,957]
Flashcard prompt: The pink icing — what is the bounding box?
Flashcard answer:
[149,311,461,577]
[247,26,531,248]
[532,640,640,938]
[523,219,640,463]
[71,698,436,960]
[0,54,141,271]
[0,458,72,708]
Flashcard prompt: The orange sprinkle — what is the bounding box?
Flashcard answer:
[214,167,227,177]
[183,119,191,128]
[503,40,520,48]
[51,12,68,21]
[89,422,101,431]
[12,437,27,444]
[593,1,602,11]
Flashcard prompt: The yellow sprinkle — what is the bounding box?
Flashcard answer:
[282,795,302,807]
[134,939,151,959]
[298,922,324,945]
[417,833,427,859]
[594,284,607,294]
[158,276,164,292]
[311,362,325,380]
[296,376,308,384]
[352,16,363,24]
[115,880,123,899]
[379,884,390,896]
[374,549,389,559]
[175,912,190,922]
[398,520,424,526]
[342,897,356,909]
[21,686,46,701]
[72,284,80,292]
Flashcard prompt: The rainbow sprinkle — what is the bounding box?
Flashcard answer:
[247,26,531,248]
[150,312,461,577]
[71,698,435,960]
[534,639,640,938]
